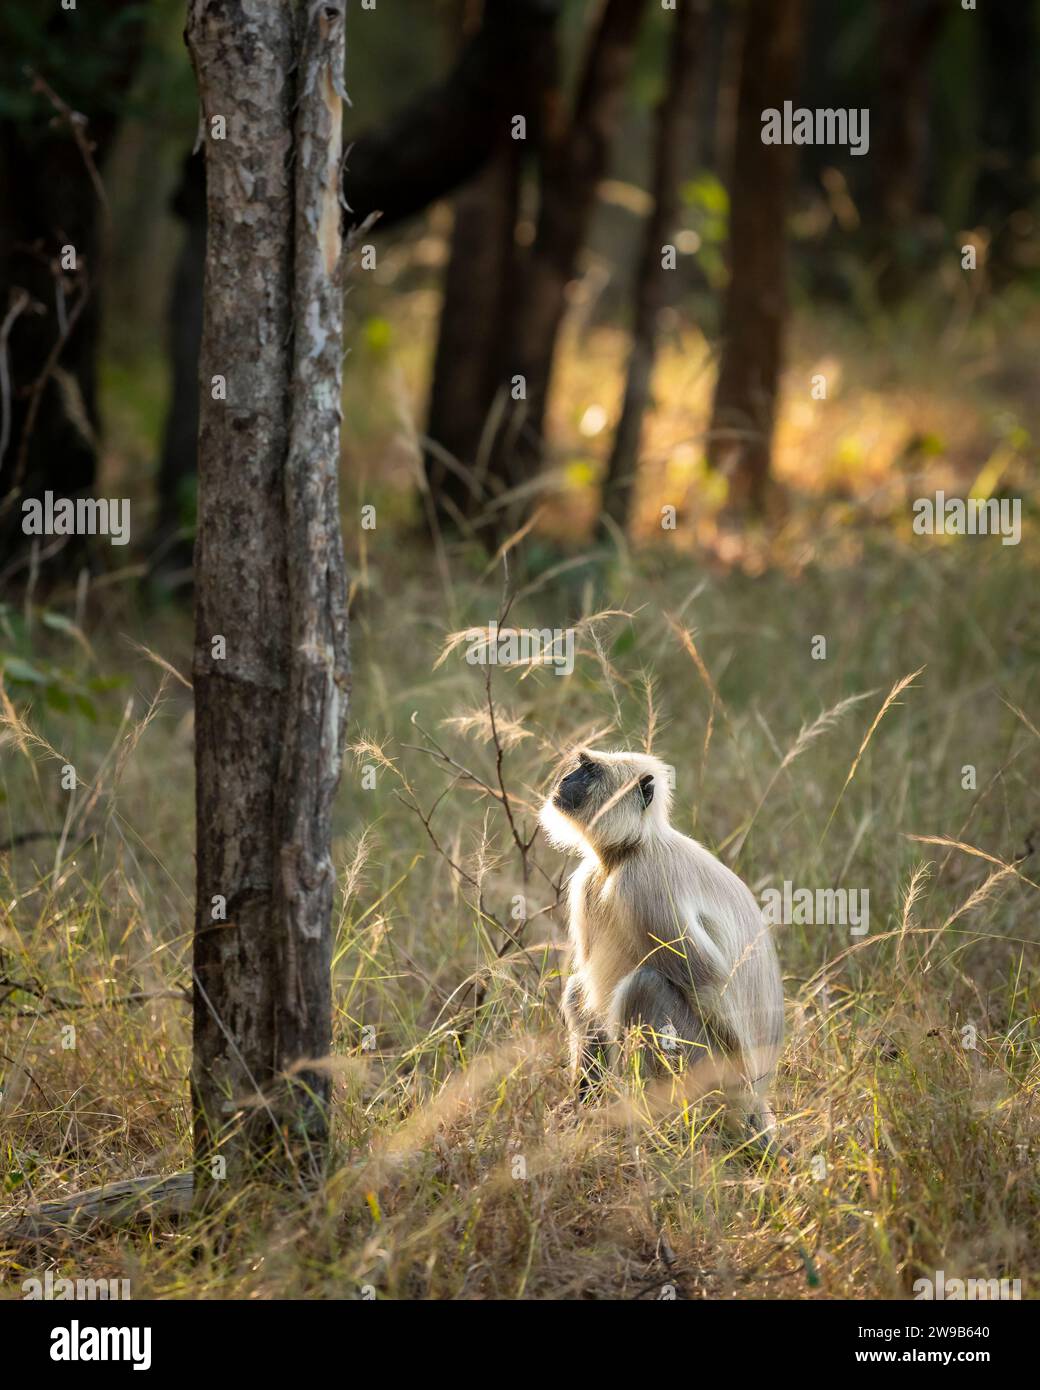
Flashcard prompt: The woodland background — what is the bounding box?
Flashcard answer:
[0,0,1038,1300]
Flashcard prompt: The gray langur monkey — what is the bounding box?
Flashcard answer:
[540,748,783,1148]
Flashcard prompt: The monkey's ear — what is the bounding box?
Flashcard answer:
[638,774,654,808]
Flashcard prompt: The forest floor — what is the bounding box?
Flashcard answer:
[1,290,1038,1298]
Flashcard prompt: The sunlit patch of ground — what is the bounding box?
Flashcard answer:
[340,273,1036,579]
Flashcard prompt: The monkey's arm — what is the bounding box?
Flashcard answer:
[561,973,608,1100]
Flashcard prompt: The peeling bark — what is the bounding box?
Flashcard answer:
[187,0,349,1181]
[273,0,350,1159]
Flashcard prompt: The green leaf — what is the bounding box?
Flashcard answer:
[73,693,99,723]
[363,317,392,355]
[682,173,729,217]
[44,684,72,713]
[1,655,48,684]
[41,611,76,633]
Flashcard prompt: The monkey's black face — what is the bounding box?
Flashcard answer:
[553,753,601,815]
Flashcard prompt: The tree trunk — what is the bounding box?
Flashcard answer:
[602,0,707,533]
[973,0,1038,281]
[706,0,804,514]
[491,0,651,509]
[187,0,350,1183]
[153,151,206,583]
[698,0,738,176]
[344,0,561,231]
[159,1,564,553]
[274,0,351,1161]
[422,0,561,536]
[873,0,947,303]
[424,139,521,532]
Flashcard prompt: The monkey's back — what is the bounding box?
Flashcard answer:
[570,829,783,1070]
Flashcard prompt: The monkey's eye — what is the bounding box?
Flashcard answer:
[562,755,598,783]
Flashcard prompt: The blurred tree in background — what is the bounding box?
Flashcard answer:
[706,0,804,514]
[0,0,1037,586]
[0,2,148,571]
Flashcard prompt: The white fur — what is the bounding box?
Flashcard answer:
[541,748,784,1136]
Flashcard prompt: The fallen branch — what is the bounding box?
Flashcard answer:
[0,1171,194,1243]
[0,977,189,1016]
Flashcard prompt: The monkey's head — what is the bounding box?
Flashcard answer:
[540,748,672,857]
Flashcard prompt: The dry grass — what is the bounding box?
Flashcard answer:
[1,294,1038,1299]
